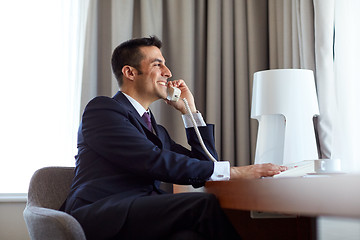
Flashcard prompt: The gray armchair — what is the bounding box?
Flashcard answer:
[23,166,86,240]
[23,167,206,240]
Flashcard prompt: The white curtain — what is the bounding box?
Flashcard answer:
[313,0,336,160]
[332,0,360,172]
[66,0,91,158]
[313,0,360,172]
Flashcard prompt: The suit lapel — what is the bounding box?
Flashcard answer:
[113,91,148,130]
[113,92,163,147]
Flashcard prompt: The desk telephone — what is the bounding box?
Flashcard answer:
[167,86,217,163]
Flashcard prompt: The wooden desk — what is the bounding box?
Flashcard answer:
[201,174,359,239]
[205,174,360,218]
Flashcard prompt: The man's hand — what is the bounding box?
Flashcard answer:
[165,79,197,114]
[230,163,287,180]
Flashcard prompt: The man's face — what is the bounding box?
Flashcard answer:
[134,46,172,102]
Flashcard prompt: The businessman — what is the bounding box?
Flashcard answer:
[62,36,286,240]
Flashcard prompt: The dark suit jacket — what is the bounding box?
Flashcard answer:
[63,91,218,240]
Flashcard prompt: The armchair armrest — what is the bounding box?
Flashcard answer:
[23,206,86,240]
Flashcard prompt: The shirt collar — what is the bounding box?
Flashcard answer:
[122,92,149,117]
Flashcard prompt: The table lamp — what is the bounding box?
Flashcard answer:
[251,69,319,166]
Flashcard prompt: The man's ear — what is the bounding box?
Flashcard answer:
[122,65,137,80]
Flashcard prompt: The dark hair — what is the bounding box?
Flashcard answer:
[111,36,162,86]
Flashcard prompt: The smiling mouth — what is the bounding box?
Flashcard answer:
[158,82,167,86]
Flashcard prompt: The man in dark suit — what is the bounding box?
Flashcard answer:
[62,36,286,240]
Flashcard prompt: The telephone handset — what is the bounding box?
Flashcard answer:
[167,86,181,102]
[167,86,217,162]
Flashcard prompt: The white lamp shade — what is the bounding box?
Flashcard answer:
[251,69,320,165]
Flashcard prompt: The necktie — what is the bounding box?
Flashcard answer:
[142,112,152,131]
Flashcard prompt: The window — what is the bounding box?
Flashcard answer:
[0,0,88,193]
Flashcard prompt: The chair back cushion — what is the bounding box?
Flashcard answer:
[27,167,74,210]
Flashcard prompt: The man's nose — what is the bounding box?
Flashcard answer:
[163,65,172,78]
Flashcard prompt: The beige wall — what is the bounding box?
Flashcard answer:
[0,202,30,240]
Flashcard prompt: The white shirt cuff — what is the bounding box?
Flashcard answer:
[181,112,207,128]
[209,161,230,181]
